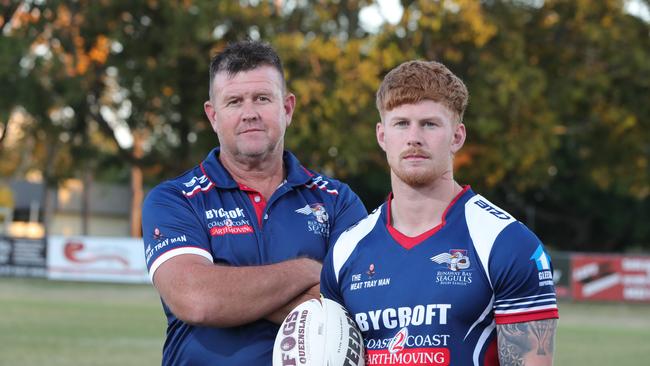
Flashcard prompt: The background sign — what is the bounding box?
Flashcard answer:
[550,251,571,298]
[571,254,650,302]
[47,236,149,283]
[0,236,47,278]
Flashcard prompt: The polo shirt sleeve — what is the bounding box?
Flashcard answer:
[141,183,213,282]
[489,222,559,324]
[329,183,367,245]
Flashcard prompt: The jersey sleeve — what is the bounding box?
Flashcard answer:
[489,222,559,324]
[141,183,213,282]
[329,183,367,246]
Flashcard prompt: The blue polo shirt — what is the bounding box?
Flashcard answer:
[321,187,558,365]
[142,148,367,366]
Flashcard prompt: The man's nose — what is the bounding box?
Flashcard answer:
[241,100,259,122]
[406,125,423,146]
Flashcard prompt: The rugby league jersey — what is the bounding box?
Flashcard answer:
[142,148,367,366]
[321,186,558,366]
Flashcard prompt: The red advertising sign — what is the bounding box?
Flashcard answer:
[571,254,650,302]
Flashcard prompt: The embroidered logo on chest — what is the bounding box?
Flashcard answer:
[295,203,330,237]
[431,249,473,286]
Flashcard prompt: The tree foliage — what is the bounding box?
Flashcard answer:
[1,0,648,249]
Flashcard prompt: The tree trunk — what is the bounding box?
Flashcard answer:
[130,131,144,237]
[41,140,59,238]
[81,169,92,235]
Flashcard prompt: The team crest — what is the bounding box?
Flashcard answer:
[295,203,329,223]
[295,203,330,237]
[431,249,471,271]
[432,249,473,286]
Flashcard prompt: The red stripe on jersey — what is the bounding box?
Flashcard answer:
[483,337,499,366]
[301,166,314,177]
[495,309,559,324]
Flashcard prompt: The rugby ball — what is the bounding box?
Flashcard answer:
[273,298,365,366]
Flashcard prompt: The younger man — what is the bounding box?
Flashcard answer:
[321,60,558,365]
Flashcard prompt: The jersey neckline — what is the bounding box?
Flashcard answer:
[385,185,472,250]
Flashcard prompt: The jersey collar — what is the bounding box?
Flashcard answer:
[385,185,473,250]
[199,147,313,189]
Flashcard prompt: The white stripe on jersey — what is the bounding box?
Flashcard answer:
[332,208,382,283]
[464,194,516,288]
[148,247,214,282]
[464,296,495,341]
[473,321,496,366]
[494,294,557,309]
[494,293,556,304]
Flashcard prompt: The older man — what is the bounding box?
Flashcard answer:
[142,40,367,365]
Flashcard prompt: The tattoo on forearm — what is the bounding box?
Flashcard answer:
[497,319,557,365]
[498,323,529,365]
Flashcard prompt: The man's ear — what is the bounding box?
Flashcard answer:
[451,122,466,154]
[204,100,218,133]
[376,121,386,151]
[283,92,296,126]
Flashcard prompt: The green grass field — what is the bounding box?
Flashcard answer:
[0,277,164,366]
[2,277,650,365]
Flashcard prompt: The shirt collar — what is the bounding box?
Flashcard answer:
[200,147,313,189]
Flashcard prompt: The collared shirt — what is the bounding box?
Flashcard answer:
[321,187,558,366]
[142,148,367,366]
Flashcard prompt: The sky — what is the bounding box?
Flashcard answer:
[359,0,404,32]
[360,0,650,27]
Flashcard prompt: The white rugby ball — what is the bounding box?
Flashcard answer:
[273,298,365,366]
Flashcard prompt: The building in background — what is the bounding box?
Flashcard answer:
[0,181,14,235]
[5,179,132,238]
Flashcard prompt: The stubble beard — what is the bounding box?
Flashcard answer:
[390,147,441,187]
[392,164,438,187]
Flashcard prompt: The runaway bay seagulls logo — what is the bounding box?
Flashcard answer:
[431,250,470,272]
[295,203,330,237]
[431,249,473,286]
[531,244,554,287]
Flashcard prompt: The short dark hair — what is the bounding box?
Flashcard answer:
[208,40,285,98]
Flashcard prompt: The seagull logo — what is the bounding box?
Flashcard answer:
[431,250,471,271]
[295,203,329,224]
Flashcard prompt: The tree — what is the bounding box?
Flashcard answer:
[2,0,647,250]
